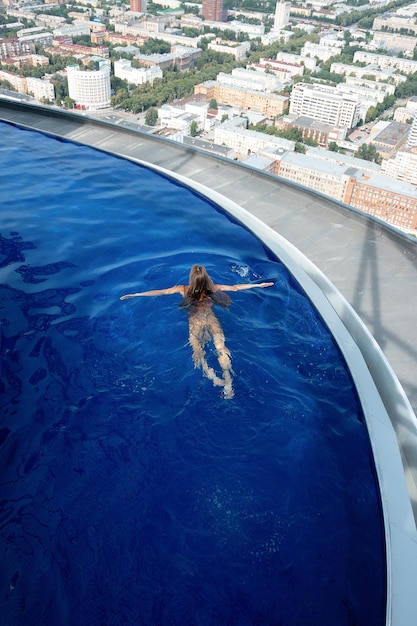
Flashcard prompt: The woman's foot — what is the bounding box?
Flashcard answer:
[223,381,234,399]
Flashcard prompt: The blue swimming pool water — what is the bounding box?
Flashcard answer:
[1,121,385,625]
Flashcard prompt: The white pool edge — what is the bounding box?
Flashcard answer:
[125,156,417,626]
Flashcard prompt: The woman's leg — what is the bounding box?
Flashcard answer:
[188,319,224,387]
[209,315,234,399]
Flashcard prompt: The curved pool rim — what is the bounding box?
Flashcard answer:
[2,107,417,625]
[121,152,417,626]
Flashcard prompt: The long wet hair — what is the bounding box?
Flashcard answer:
[179,265,231,308]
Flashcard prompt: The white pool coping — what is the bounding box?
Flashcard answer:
[125,156,417,626]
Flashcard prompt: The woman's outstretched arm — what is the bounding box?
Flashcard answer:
[214,282,274,293]
[120,285,185,300]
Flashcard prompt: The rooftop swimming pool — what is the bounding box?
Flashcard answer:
[1,121,385,625]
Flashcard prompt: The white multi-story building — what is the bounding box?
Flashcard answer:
[217,68,282,93]
[330,62,407,86]
[180,14,204,30]
[53,24,91,38]
[158,101,207,132]
[290,83,361,129]
[114,24,203,48]
[247,57,303,84]
[31,14,66,28]
[395,96,417,123]
[301,41,344,62]
[208,40,250,61]
[276,51,316,72]
[66,59,111,109]
[319,34,345,48]
[17,32,54,48]
[353,51,417,75]
[407,113,417,148]
[373,12,417,34]
[0,69,27,92]
[336,80,394,120]
[395,2,417,17]
[26,76,54,101]
[273,0,290,30]
[343,76,395,97]
[214,117,294,156]
[371,32,416,54]
[381,149,417,185]
[114,59,162,85]
[274,151,352,202]
[394,107,415,123]
[261,29,293,46]
[202,20,264,39]
[5,10,36,20]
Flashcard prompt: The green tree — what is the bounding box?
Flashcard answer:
[209,98,218,110]
[295,142,306,154]
[365,105,377,123]
[63,96,75,108]
[145,107,158,126]
[354,143,382,164]
[190,120,199,137]
[395,71,417,99]
[140,38,171,55]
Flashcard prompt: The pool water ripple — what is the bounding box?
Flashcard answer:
[0,122,385,626]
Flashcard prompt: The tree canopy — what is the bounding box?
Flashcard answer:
[354,143,382,164]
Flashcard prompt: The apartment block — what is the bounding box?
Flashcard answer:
[51,41,110,58]
[247,57,303,84]
[335,83,382,120]
[273,151,351,201]
[261,29,293,46]
[301,41,343,62]
[343,76,395,97]
[26,76,55,101]
[35,13,66,28]
[195,81,288,117]
[394,107,416,124]
[273,0,291,30]
[214,118,294,156]
[135,47,202,71]
[202,0,227,22]
[353,51,417,74]
[290,83,360,129]
[0,69,28,92]
[208,40,250,61]
[276,114,345,147]
[114,59,162,85]
[371,32,416,54]
[276,51,316,72]
[344,173,417,230]
[217,68,282,93]
[381,149,417,185]
[53,24,91,38]
[203,20,264,39]
[271,149,417,229]
[330,62,407,86]
[66,59,111,109]
[373,12,417,34]
[5,53,49,68]
[130,0,147,12]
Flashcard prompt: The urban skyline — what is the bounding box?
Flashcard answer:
[1,0,417,233]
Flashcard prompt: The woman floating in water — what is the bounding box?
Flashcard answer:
[120,265,273,399]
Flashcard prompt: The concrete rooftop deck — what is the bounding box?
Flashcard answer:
[2,100,417,515]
